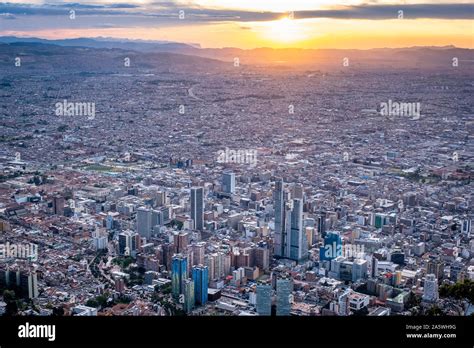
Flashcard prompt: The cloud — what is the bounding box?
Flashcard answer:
[0,13,17,19]
[0,2,472,24]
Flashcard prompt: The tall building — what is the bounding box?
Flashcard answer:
[338,289,351,316]
[422,274,439,302]
[427,259,444,280]
[256,284,272,316]
[191,187,204,231]
[273,178,286,258]
[276,278,292,316]
[288,198,307,262]
[52,196,65,216]
[183,279,195,313]
[118,230,139,257]
[151,209,163,230]
[172,254,187,298]
[222,172,236,194]
[192,265,209,305]
[137,207,152,239]
[192,243,205,266]
[318,211,327,238]
[174,231,189,254]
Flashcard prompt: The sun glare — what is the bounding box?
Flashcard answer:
[262,17,310,44]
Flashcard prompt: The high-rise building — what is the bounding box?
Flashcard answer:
[427,259,444,280]
[118,230,139,257]
[422,274,439,302]
[222,172,236,194]
[288,198,307,262]
[273,178,286,258]
[191,187,204,231]
[151,209,163,230]
[192,265,209,305]
[338,289,351,316]
[318,211,327,238]
[137,207,152,239]
[192,242,205,266]
[52,196,65,215]
[276,278,292,316]
[255,247,270,270]
[184,279,195,313]
[172,254,187,298]
[174,231,189,254]
[352,259,368,282]
[256,284,272,316]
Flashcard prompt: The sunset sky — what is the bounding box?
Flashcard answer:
[0,0,473,49]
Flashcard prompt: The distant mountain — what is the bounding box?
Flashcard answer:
[0,36,472,69]
[0,36,200,52]
[0,41,228,73]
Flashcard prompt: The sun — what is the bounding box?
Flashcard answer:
[261,17,310,44]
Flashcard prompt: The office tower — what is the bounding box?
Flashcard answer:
[450,262,463,282]
[427,259,444,280]
[288,198,307,262]
[205,255,215,282]
[256,284,272,316]
[162,243,174,271]
[137,207,152,239]
[184,279,195,313]
[222,172,236,194]
[273,178,285,258]
[174,231,189,254]
[192,243,205,266]
[255,247,270,270]
[390,250,405,265]
[320,231,342,261]
[52,196,65,215]
[191,187,204,231]
[172,254,187,298]
[338,289,351,316]
[422,274,439,302]
[352,259,368,282]
[151,209,163,230]
[318,211,327,238]
[118,230,139,256]
[276,278,292,316]
[192,265,209,305]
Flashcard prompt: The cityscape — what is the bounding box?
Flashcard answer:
[0,0,473,327]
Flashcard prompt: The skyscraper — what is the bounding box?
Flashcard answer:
[288,198,307,262]
[192,265,209,306]
[137,207,152,239]
[256,284,272,316]
[318,211,327,238]
[191,187,204,231]
[183,279,195,313]
[273,178,285,258]
[222,172,235,194]
[276,278,292,316]
[172,254,187,298]
[422,273,439,302]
